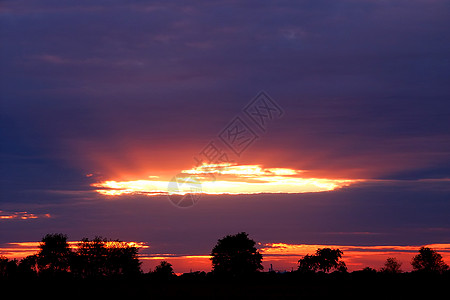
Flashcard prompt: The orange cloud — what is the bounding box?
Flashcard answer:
[92,163,360,196]
[0,211,51,220]
[0,242,41,258]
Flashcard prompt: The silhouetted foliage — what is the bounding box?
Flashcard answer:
[17,255,38,278]
[71,236,141,278]
[0,256,9,278]
[361,267,377,273]
[0,256,18,279]
[106,240,142,277]
[411,247,449,273]
[316,248,346,273]
[380,257,402,273]
[211,232,263,276]
[298,248,347,273]
[151,261,174,279]
[178,271,207,280]
[37,233,72,276]
[298,254,319,272]
[0,233,141,279]
[2,232,450,288]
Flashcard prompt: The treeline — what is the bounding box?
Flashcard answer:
[1,232,449,280]
[0,234,141,279]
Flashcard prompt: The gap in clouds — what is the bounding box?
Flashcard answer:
[91,163,360,196]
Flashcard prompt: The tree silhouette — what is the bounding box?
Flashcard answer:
[0,256,18,279]
[210,232,263,276]
[17,255,38,278]
[380,257,402,274]
[71,237,141,278]
[71,237,108,278]
[411,247,449,273]
[0,256,9,278]
[298,248,346,273]
[298,254,319,272]
[106,239,142,277]
[37,233,72,275]
[316,248,345,272]
[152,261,174,279]
[361,267,377,273]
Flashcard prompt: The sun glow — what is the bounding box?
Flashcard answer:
[92,163,359,196]
[92,180,169,196]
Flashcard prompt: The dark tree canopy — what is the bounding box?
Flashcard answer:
[298,254,319,272]
[105,240,142,277]
[152,261,174,279]
[298,248,346,273]
[0,256,10,277]
[411,247,449,273]
[381,257,402,274]
[17,255,38,278]
[37,233,72,275]
[0,256,18,279]
[5,233,142,278]
[71,237,141,278]
[210,232,263,276]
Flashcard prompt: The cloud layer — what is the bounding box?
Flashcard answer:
[1,0,449,260]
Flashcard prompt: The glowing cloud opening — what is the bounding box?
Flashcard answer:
[91,163,360,196]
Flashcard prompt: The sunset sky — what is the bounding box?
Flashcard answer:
[1,0,450,273]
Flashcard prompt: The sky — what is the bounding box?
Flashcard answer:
[1,0,450,273]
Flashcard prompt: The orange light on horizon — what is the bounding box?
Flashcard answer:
[0,241,149,260]
[258,243,450,272]
[92,163,360,196]
[2,241,449,274]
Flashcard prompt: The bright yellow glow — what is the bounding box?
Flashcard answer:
[183,164,299,177]
[92,163,360,196]
[92,180,169,196]
[260,243,329,255]
[101,241,149,249]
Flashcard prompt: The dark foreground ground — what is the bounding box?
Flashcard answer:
[1,272,449,299]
